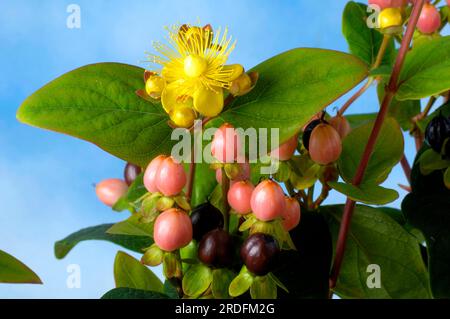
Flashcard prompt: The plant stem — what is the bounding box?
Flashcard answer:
[337,34,391,116]
[328,0,425,294]
[186,157,196,202]
[221,167,231,232]
[285,180,296,198]
[400,154,412,184]
[312,184,330,210]
[307,184,315,209]
[411,96,436,151]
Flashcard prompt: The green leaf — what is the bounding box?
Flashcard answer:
[182,263,213,297]
[114,251,163,292]
[418,148,450,175]
[0,250,42,284]
[229,271,254,297]
[274,212,332,299]
[163,280,180,299]
[17,63,173,167]
[342,2,395,66]
[54,224,152,259]
[207,48,368,149]
[377,80,421,131]
[323,205,432,299]
[107,214,153,237]
[190,162,217,208]
[101,287,168,299]
[445,167,450,189]
[328,181,399,205]
[113,173,146,212]
[338,118,404,185]
[397,36,450,100]
[250,275,277,299]
[211,269,235,299]
[402,193,450,298]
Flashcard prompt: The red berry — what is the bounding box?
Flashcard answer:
[227,181,255,215]
[156,156,187,196]
[215,161,250,185]
[154,208,192,252]
[329,115,351,139]
[250,180,286,221]
[143,155,167,193]
[198,229,234,267]
[211,123,241,163]
[417,3,440,34]
[124,163,142,186]
[368,0,407,9]
[308,124,342,165]
[282,197,301,231]
[240,233,280,276]
[270,134,298,161]
[95,178,128,207]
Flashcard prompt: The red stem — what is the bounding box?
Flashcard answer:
[328,0,425,293]
[400,154,412,184]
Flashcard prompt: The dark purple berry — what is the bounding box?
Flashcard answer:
[198,229,234,267]
[124,163,142,186]
[240,233,280,276]
[425,114,450,153]
[190,202,224,241]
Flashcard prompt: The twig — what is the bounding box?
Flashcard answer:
[400,154,412,184]
[328,0,426,295]
[221,167,231,232]
[337,34,391,116]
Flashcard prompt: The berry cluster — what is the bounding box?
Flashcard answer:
[369,0,445,35]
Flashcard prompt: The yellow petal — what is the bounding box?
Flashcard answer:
[221,64,244,82]
[193,86,224,117]
[145,75,166,99]
[161,81,193,113]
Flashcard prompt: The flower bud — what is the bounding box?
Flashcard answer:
[169,106,196,128]
[145,75,166,99]
[378,8,403,29]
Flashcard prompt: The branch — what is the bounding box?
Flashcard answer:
[400,154,412,184]
[337,34,391,116]
[328,0,425,293]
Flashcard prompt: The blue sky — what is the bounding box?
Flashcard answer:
[0,0,421,298]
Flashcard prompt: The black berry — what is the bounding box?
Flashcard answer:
[425,114,450,153]
[124,163,142,186]
[198,229,234,267]
[240,233,280,276]
[302,119,321,150]
[190,202,224,241]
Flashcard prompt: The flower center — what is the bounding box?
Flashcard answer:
[184,54,208,78]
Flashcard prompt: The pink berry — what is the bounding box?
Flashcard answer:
[211,123,242,163]
[270,134,298,161]
[143,155,167,193]
[95,178,128,207]
[417,3,441,34]
[309,124,342,165]
[154,208,193,252]
[227,181,255,215]
[282,197,301,231]
[156,156,187,196]
[329,115,352,139]
[216,161,251,185]
[369,0,407,9]
[250,180,286,221]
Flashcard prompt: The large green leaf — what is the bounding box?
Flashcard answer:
[328,181,399,205]
[0,250,42,284]
[54,224,152,259]
[275,212,332,299]
[101,287,168,299]
[323,205,431,299]
[208,48,368,148]
[190,162,217,208]
[17,63,173,167]
[397,36,450,100]
[402,193,450,299]
[338,118,404,185]
[114,251,163,292]
[107,214,153,237]
[342,1,395,66]
[113,173,147,212]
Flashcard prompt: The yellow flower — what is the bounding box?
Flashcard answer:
[148,24,244,118]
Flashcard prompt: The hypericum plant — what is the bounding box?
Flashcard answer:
[14,0,450,299]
